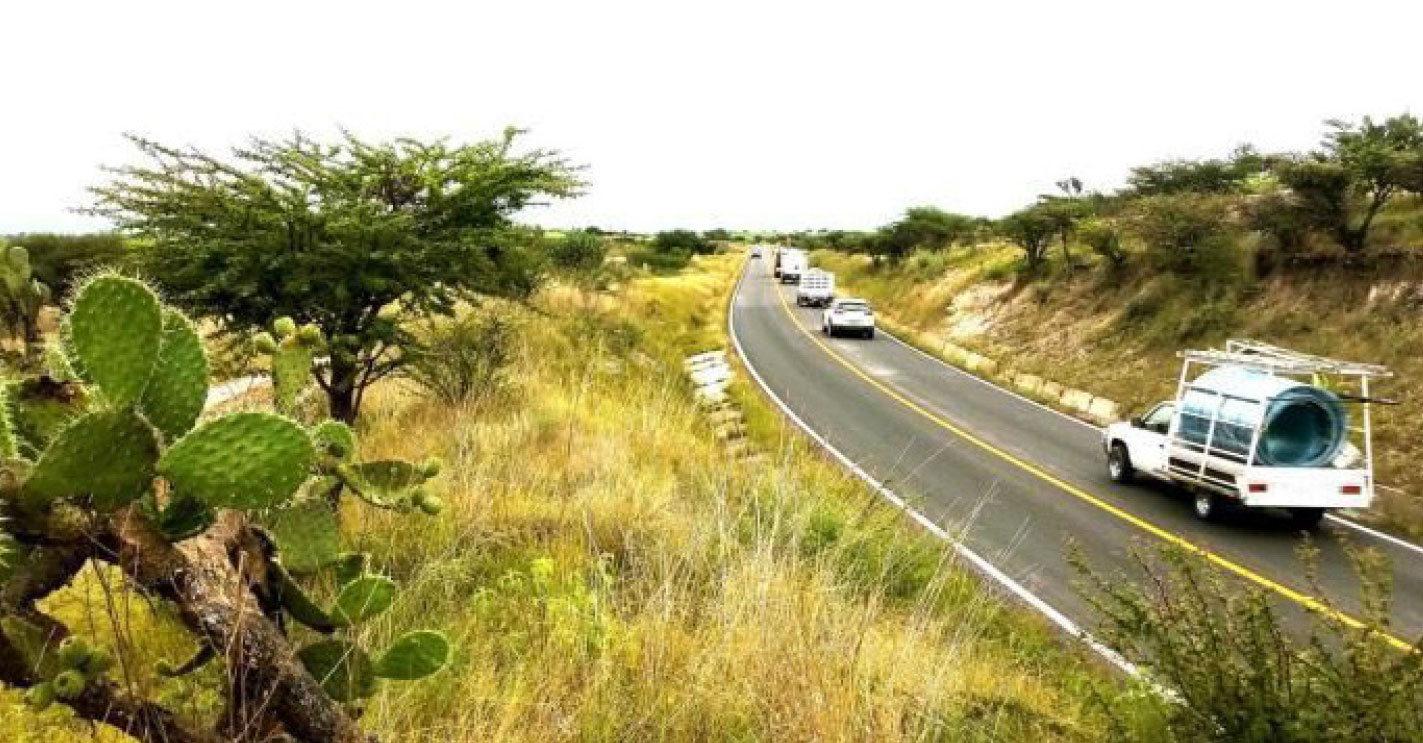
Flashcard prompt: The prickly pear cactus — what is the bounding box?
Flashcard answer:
[0,274,451,732]
[0,245,50,349]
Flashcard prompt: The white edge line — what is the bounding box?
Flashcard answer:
[726,262,1142,678]
[866,296,1423,558]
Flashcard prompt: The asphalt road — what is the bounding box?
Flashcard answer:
[730,257,1423,650]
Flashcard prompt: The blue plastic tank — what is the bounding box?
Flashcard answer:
[1177,366,1347,467]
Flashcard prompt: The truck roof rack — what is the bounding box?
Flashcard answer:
[1179,339,1392,378]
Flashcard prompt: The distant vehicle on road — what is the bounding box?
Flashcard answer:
[1102,340,1390,528]
[821,298,875,338]
[778,249,807,284]
[750,246,762,258]
[796,269,835,307]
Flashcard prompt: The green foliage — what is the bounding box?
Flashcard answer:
[998,207,1057,271]
[406,312,517,405]
[264,498,342,573]
[1074,543,1423,743]
[92,129,582,422]
[1078,217,1126,266]
[652,229,713,256]
[546,229,607,279]
[1124,194,1238,276]
[1125,144,1269,196]
[331,575,397,626]
[3,233,130,297]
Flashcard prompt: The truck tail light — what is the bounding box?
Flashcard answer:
[1247,483,1268,493]
[1341,484,1362,495]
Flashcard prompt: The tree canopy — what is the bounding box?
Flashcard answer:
[90,129,582,421]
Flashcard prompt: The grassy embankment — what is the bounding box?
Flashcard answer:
[2,250,1134,741]
[815,241,1423,538]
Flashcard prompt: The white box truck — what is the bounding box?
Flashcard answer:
[1102,340,1390,528]
[796,269,835,307]
[778,249,807,284]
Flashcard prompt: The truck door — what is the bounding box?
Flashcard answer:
[1128,402,1175,475]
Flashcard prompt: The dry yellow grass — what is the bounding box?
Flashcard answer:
[0,251,1121,742]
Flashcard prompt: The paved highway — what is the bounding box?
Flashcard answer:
[729,257,1423,653]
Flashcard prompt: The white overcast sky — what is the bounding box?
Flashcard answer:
[2,0,1420,233]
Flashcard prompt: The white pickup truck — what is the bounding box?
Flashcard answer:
[1102,340,1389,528]
[796,269,835,307]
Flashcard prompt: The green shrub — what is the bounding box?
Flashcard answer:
[406,312,518,404]
[1125,194,1241,278]
[1074,543,1423,743]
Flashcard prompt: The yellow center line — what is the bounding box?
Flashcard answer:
[767,272,1415,652]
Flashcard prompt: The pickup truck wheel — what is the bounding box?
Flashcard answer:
[865,328,875,339]
[1107,442,1134,483]
[827,324,837,338]
[1193,493,1228,522]
[1288,507,1327,530]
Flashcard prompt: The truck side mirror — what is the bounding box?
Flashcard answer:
[1129,416,1145,428]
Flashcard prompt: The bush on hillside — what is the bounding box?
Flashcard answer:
[1074,542,1423,743]
[1078,217,1126,267]
[1125,194,1239,278]
[652,229,713,255]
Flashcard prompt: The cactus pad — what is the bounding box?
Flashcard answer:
[264,499,341,573]
[373,630,451,681]
[66,275,162,406]
[332,575,396,626]
[271,340,314,414]
[273,561,336,632]
[297,639,377,702]
[2,616,61,679]
[333,552,369,587]
[340,460,430,509]
[159,413,314,509]
[25,409,160,509]
[311,420,356,461]
[139,311,209,441]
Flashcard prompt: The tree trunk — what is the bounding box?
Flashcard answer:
[111,509,372,743]
[324,355,361,424]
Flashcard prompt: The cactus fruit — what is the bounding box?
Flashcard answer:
[297,324,324,347]
[139,312,209,441]
[57,637,89,670]
[159,413,314,509]
[51,669,85,699]
[25,409,160,510]
[373,631,451,681]
[420,457,443,478]
[331,575,396,627]
[80,647,113,676]
[273,317,298,339]
[65,275,162,406]
[297,639,377,702]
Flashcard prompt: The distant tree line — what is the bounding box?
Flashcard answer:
[793,114,1423,279]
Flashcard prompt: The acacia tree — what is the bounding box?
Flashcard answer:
[91,130,582,421]
[1276,115,1423,254]
[999,206,1056,272]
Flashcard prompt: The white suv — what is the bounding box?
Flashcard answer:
[822,298,875,339]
